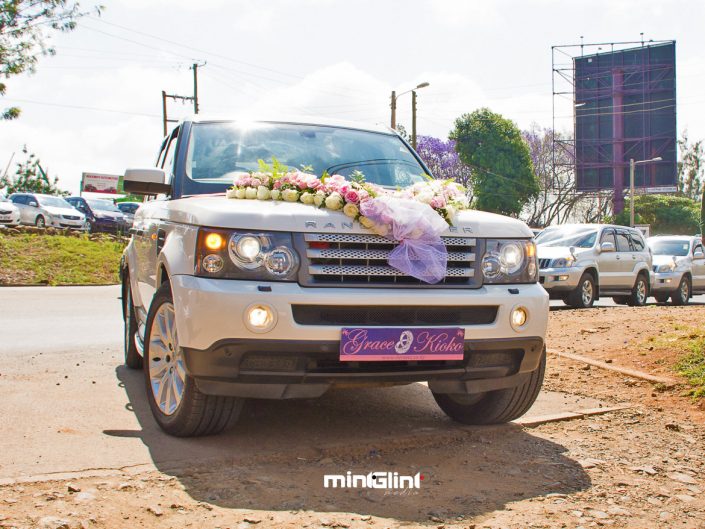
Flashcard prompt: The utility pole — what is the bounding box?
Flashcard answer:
[390,90,396,129]
[411,90,418,149]
[2,151,15,180]
[161,62,204,137]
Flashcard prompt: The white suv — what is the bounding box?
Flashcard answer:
[648,235,705,305]
[537,224,652,308]
[120,118,549,437]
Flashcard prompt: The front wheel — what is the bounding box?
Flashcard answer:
[432,349,545,425]
[35,215,46,228]
[671,276,691,306]
[627,274,649,307]
[144,282,244,437]
[566,273,595,309]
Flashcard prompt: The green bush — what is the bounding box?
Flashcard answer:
[614,194,700,235]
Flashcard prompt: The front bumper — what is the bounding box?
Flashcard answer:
[651,271,684,292]
[538,266,583,293]
[0,212,20,226]
[49,217,85,230]
[170,275,549,398]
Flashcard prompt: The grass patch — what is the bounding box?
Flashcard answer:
[676,336,705,399]
[0,232,125,285]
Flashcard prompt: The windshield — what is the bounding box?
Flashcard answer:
[649,239,690,256]
[118,203,139,214]
[87,199,121,212]
[183,122,427,194]
[37,196,72,208]
[536,226,598,248]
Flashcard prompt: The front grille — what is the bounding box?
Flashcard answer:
[296,233,480,288]
[538,258,551,269]
[0,209,13,215]
[292,305,498,326]
[62,215,81,220]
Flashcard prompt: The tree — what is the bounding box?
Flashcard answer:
[0,146,66,195]
[415,135,473,201]
[677,131,705,200]
[450,108,538,216]
[614,194,700,235]
[1,1,97,119]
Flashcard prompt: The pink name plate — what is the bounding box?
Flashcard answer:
[340,327,465,362]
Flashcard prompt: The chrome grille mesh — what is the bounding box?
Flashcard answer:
[296,232,480,288]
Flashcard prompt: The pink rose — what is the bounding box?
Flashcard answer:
[345,190,360,204]
[357,189,370,202]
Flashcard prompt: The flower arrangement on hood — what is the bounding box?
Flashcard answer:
[225,160,471,284]
[225,160,470,235]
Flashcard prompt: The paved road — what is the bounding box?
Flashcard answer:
[0,286,611,482]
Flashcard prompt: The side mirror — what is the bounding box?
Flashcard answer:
[600,241,615,253]
[694,250,705,260]
[28,200,39,208]
[123,168,170,195]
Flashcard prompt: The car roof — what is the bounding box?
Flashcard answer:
[178,115,395,135]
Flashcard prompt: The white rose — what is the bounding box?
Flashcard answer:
[270,189,281,200]
[245,187,258,199]
[325,192,344,211]
[256,186,271,200]
[235,188,246,199]
[359,215,375,229]
[226,188,238,199]
[282,189,300,202]
[445,205,457,220]
[416,190,434,204]
[342,203,359,218]
[301,193,315,205]
[313,191,326,207]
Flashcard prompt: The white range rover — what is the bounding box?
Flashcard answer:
[120,118,549,437]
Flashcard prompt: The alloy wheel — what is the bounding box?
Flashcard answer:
[581,279,594,306]
[148,302,186,416]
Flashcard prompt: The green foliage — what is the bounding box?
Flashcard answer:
[676,335,705,399]
[0,232,125,285]
[0,145,66,195]
[677,131,704,200]
[1,1,99,119]
[450,108,538,216]
[614,194,700,235]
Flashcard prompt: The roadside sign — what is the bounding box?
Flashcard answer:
[645,186,677,194]
[81,172,123,195]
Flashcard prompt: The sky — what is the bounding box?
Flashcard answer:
[1,0,704,194]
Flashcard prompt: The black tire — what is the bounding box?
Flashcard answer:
[144,282,244,437]
[432,349,546,425]
[654,294,670,303]
[627,273,649,307]
[566,273,595,309]
[670,276,691,306]
[35,215,46,228]
[123,273,142,369]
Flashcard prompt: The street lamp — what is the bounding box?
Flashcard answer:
[629,156,662,227]
[390,82,430,148]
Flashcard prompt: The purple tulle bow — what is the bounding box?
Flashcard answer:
[360,197,448,284]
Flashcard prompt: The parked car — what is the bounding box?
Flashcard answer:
[66,197,129,234]
[647,235,705,305]
[115,201,141,227]
[9,193,86,230]
[536,224,652,308]
[0,195,21,227]
[120,117,549,437]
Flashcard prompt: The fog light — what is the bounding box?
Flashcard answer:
[557,275,569,281]
[244,303,276,333]
[510,306,528,330]
[202,254,223,273]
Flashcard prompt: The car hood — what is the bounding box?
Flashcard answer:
[536,245,591,260]
[136,195,533,238]
[0,202,19,213]
[652,254,688,266]
[44,206,84,218]
[94,210,123,220]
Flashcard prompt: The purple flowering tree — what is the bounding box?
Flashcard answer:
[416,135,474,203]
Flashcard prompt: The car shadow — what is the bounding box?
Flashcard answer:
[108,365,591,522]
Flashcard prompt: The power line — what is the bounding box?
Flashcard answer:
[0,97,161,118]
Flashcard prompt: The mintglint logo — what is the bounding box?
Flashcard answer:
[323,471,423,489]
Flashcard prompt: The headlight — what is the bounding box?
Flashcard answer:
[551,257,575,268]
[196,229,300,281]
[482,239,537,284]
[657,262,676,273]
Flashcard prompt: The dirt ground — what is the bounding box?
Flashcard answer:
[1,304,704,529]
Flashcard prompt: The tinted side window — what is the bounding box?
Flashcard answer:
[630,233,645,251]
[616,232,632,252]
[695,243,704,255]
[600,229,616,246]
[11,195,25,205]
